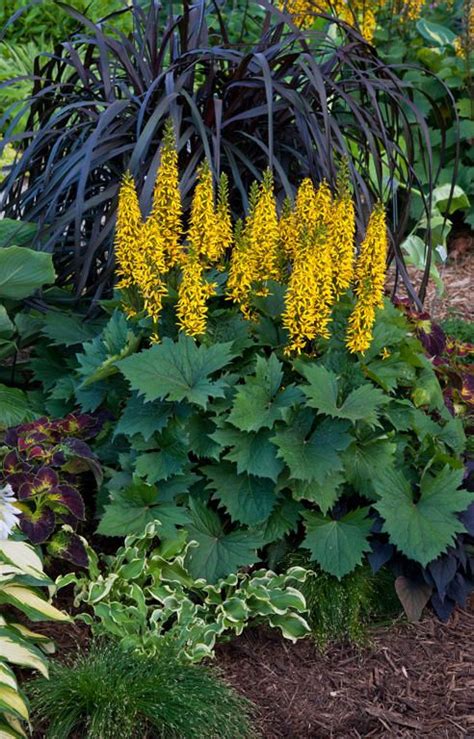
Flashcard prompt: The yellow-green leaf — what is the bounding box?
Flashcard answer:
[0,685,28,721]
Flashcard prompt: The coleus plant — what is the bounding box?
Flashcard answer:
[0,413,104,566]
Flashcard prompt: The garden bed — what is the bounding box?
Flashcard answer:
[217,602,474,738]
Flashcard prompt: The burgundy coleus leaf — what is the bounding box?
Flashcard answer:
[25,445,51,462]
[417,322,446,357]
[3,451,24,475]
[60,532,88,567]
[20,507,56,544]
[6,472,31,494]
[49,530,88,567]
[51,450,66,467]
[50,485,85,521]
[62,438,103,487]
[19,467,59,499]
[460,373,474,408]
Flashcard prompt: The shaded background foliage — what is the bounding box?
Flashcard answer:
[0,0,450,304]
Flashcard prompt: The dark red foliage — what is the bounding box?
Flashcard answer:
[1,413,103,567]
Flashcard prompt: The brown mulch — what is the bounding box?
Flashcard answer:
[216,605,474,738]
[390,235,473,322]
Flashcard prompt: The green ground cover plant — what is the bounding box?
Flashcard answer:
[59,520,310,659]
[29,640,255,739]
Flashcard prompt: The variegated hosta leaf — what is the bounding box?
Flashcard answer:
[0,665,17,692]
[0,542,45,581]
[0,714,28,738]
[0,630,49,677]
[0,585,70,623]
[0,685,29,722]
[268,612,311,642]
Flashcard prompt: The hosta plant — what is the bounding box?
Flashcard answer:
[1,414,104,566]
[59,521,310,662]
[0,536,69,737]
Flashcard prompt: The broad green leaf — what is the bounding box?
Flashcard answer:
[114,393,172,441]
[77,311,141,387]
[204,462,276,526]
[301,509,372,579]
[185,500,260,582]
[300,365,388,426]
[431,184,470,215]
[290,472,344,515]
[257,496,301,543]
[0,219,38,248]
[97,481,190,538]
[272,411,352,484]
[0,384,36,429]
[212,426,284,481]
[135,424,189,483]
[416,18,457,47]
[0,246,55,299]
[374,466,472,567]
[228,354,303,432]
[118,334,236,409]
[40,312,105,347]
[186,415,221,460]
[343,438,396,499]
[0,307,14,339]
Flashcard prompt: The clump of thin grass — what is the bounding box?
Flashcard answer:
[29,641,256,739]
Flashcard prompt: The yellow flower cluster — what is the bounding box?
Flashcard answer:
[279,172,356,354]
[115,127,388,353]
[115,122,231,338]
[346,203,388,354]
[278,0,426,42]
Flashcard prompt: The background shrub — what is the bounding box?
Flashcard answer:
[0,0,446,302]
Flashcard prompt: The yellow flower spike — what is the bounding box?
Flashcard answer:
[150,120,183,268]
[312,226,335,340]
[135,218,168,332]
[282,234,319,355]
[177,251,217,337]
[312,179,333,230]
[295,178,318,234]
[226,219,256,319]
[279,196,299,265]
[115,172,143,290]
[346,202,388,354]
[187,160,220,263]
[214,173,233,266]
[360,8,376,43]
[330,164,356,299]
[282,225,333,354]
[249,169,281,286]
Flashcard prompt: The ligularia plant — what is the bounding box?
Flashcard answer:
[115,122,388,357]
